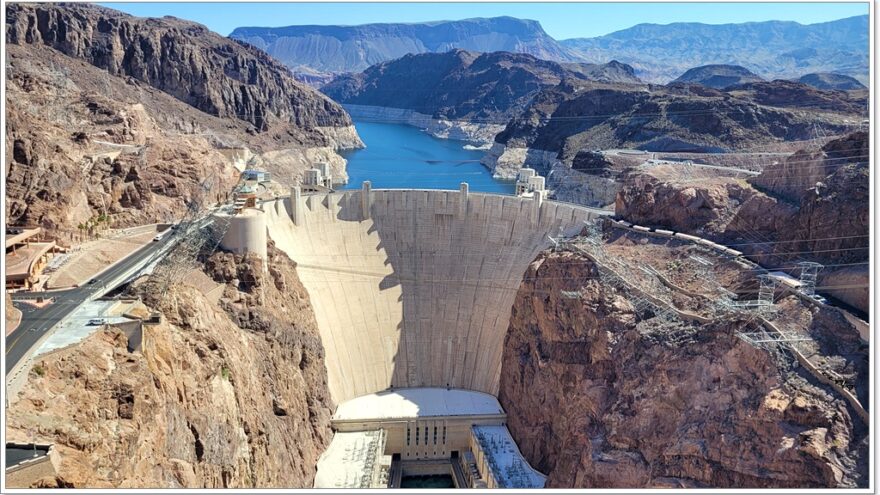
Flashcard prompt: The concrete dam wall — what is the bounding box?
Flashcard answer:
[262,187,607,403]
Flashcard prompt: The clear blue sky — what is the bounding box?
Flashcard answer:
[101,2,868,39]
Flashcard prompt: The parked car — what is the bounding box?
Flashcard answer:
[87,318,107,326]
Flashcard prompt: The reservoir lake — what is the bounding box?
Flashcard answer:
[341,121,515,194]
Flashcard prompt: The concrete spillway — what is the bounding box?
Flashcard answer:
[262,187,606,403]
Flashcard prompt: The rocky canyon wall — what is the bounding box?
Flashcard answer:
[5,247,334,488]
[498,250,867,488]
[4,3,362,234]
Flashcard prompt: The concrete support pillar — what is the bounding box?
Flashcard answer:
[362,181,372,220]
[291,186,303,225]
[531,190,543,226]
[458,182,469,219]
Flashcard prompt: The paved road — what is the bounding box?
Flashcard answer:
[5,445,50,468]
[6,235,174,374]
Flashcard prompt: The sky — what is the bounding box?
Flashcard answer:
[100,2,868,39]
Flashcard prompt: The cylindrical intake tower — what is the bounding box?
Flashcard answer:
[216,208,267,259]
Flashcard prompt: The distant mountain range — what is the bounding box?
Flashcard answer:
[230,15,868,84]
[561,15,869,83]
[230,16,579,75]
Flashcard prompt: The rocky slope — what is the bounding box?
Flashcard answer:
[5,246,334,488]
[5,3,362,235]
[499,247,868,488]
[798,72,867,91]
[671,64,764,89]
[230,16,581,76]
[322,50,639,143]
[561,15,869,84]
[615,132,869,314]
[726,80,867,114]
[483,78,861,179]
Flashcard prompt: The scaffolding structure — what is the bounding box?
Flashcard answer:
[797,261,823,297]
[553,223,680,324]
[717,272,778,316]
[737,328,814,346]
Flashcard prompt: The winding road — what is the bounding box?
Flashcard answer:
[5,234,175,374]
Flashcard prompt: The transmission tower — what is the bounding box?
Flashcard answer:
[797,261,823,297]
[756,274,777,306]
[142,170,232,299]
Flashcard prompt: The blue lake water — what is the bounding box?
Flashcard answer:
[341,121,514,193]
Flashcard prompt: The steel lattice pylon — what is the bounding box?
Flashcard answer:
[556,222,680,324]
[140,170,231,299]
[797,261,823,297]
[756,274,777,306]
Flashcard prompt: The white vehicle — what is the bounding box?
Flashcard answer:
[153,230,169,242]
[88,318,107,326]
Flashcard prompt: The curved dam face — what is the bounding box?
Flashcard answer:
[262,188,606,403]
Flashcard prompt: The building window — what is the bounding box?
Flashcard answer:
[424,426,429,445]
[407,427,411,446]
[433,426,438,445]
[443,426,447,444]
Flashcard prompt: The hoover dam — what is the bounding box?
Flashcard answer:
[219,184,608,487]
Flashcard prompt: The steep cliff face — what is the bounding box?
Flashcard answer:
[5,43,240,233]
[499,250,867,488]
[5,3,362,234]
[751,131,869,202]
[5,247,334,488]
[6,3,354,137]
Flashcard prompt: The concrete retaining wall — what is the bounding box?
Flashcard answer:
[760,318,868,425]
[264,188,608,402]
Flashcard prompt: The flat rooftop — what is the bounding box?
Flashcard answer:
[333,388,505,422]
[473,425,546,489]
[6,241,55,280]
[314,430,388,488]
[5,227,41,249]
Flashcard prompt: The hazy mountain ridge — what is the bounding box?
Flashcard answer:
[561,15,869,83]
[230,16,581,74]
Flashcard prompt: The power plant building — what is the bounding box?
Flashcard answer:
[514,168,548,199]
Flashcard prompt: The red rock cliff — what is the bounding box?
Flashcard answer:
[498,250,867,488]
